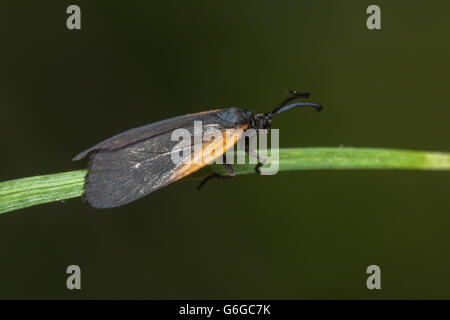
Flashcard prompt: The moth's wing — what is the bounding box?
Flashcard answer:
[83,125,246,209]
[73,109,227,161]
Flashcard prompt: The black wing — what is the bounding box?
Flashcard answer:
[77,108,248,208]
[73,109,239,161]
[83,131,185,208]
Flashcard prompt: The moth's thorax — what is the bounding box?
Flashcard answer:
[216,108,271,130]
[249,112,272,129]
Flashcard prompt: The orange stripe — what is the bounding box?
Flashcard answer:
[172,127,245,181]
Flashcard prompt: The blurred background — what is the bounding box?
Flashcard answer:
[1,0,449,299]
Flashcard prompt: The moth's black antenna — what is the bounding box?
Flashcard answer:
[273,101,322,115]
[267,90,322,116]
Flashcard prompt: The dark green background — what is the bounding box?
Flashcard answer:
[1,0,449,299]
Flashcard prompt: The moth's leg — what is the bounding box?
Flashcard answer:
[197,163,235,190]
[244,134,266,175]
[246,149,266,164]
[223,163,235,176]
[254,162,264,175]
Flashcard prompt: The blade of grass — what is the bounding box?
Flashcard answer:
[1,147,449,214]
[0,170,86,215]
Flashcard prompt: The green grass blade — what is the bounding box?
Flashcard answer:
[0,170,86,214]
[1,147,449,214]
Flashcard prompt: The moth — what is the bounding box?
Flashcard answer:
[74,91,322,208]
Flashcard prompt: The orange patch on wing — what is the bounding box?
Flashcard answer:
[172,127,246,181]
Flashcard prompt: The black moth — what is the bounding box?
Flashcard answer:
[74,90,322,208]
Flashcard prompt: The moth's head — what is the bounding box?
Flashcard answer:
[253,113,272,129]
